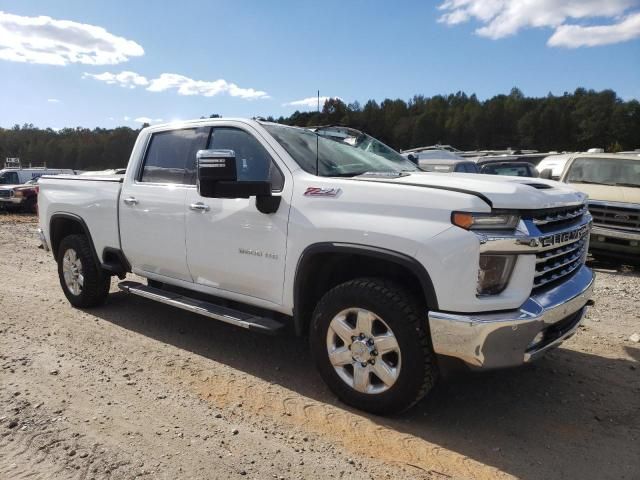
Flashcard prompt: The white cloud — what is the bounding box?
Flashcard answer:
[437,0,640,47]
[284,96,342,108]
[0,11,143,65]
[134,117,163,124]
[123,116,130,121]
[84,70,269,99]
[82,71,148,88]
[47,98,60,103]
[147,73,269,99]
[548,11,640,47]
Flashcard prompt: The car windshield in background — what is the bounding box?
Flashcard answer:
[263,124,419,177]
[481,164,533,176]
[566,157,640,187]
[421,164,455,172]
[416,150,462,160]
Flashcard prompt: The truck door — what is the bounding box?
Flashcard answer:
[184,124,291,306]
[119,127,209,282]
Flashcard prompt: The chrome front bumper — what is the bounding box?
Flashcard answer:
[428,265,594,369]
[0,197,23,205]
[591,225,640,242]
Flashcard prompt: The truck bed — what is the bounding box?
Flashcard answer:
[38,175,123,258]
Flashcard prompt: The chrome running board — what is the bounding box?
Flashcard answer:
[118,281,284,334]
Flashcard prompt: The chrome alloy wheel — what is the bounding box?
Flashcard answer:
[62,248,84,296]
[326,308,401,394]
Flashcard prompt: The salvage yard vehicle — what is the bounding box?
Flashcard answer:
[556,153,640,263]
[0,178,40,212]
[38,118,595,414]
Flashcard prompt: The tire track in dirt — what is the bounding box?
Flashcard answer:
[166,365,512,480]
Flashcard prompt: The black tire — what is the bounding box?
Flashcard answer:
[310,278,437,415]
[57,234,111,308]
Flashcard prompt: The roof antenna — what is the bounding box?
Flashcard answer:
[316,90,320,176]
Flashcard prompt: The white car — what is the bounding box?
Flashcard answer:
[38,118,594,414]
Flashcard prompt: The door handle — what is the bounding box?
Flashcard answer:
[189,202,210,212]
[123,196,138,206]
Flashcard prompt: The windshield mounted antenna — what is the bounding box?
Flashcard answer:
[316,90,320,176]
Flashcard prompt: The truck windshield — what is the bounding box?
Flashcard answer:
[263,124,419,177]
[566,157,640,187]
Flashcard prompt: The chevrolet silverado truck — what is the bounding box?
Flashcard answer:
[37,118,595,414]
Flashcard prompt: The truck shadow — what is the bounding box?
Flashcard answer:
[92,290,640,480]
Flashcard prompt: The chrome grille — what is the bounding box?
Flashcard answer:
[534,235,588,290]
[0,190,11,198]
[528,204,588,233]
[588,202,640,232]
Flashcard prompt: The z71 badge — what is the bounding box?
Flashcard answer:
[304,187,342,197]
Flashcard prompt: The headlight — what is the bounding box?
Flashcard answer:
[14,190,23,198]
[451,212,519,230]
[477,254,516,295]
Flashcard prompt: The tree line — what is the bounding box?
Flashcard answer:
[1,88,638,171]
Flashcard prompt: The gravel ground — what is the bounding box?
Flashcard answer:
[1,213,639,480]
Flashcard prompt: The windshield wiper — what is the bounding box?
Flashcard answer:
[613,182,640,188]
[571,180,605,185]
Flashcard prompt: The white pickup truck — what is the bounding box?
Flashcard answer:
[38,118,594,414]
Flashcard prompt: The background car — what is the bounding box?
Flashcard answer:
[0,177,39,213]
[556,153,640,263]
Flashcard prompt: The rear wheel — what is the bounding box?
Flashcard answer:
[310,278,437,415]
[57,234,111,308]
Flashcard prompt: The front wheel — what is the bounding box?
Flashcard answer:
[310,278,437,415]
[57,234,111,308]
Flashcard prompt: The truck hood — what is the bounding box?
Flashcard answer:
[354,172,587,209]
[567,182,640,204]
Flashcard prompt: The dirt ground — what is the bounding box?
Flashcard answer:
[1,213,638,480]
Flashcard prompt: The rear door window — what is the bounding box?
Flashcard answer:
[140,128,209,184]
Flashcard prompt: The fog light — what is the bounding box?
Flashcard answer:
[528,331,545,349]
[477,254,516,295]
